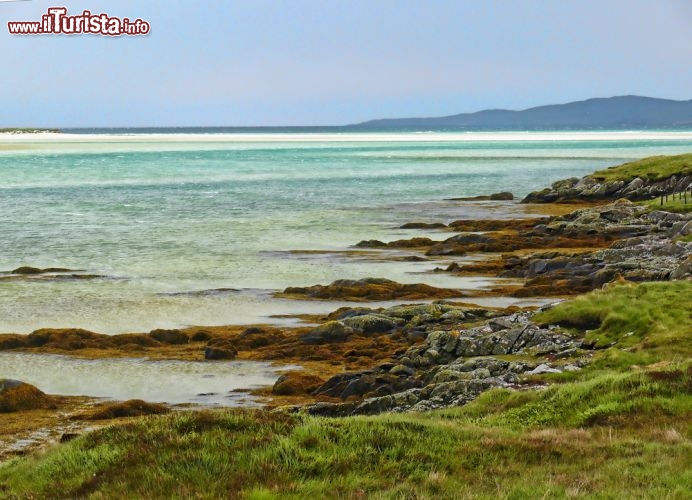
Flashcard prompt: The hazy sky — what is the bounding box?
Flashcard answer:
[1,0,691,127]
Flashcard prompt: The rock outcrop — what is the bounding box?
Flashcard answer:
[442,200,692,296]
[304,310,586,416]
[279,278,466,301]
[523,173,692,203]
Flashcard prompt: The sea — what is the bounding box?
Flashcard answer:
[1,129,692,405]
[2,130,692,335]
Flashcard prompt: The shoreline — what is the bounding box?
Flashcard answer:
[2,130,692,144]
[1,152,691,466]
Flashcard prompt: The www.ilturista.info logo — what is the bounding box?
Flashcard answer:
[8,7,150,36]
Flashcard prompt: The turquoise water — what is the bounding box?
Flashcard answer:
[2,132,692,333]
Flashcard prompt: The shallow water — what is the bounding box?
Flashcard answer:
[0,352,292,406]
[1,131,692,333]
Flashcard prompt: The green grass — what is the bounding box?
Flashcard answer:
[535,281,692,369]
[642,196,692,214]
[1,367,691,499]
[591,153,692,183]
[1,281,691,498]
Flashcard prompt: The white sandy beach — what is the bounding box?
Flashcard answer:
[2,130,692,145]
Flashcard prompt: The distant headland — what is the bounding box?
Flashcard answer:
[351,95,692,130]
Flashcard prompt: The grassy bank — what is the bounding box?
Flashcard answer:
[591,153,692,182]
[0,368,689,498]
[1,280,691,498]
[535,280,692,366]
[643,196,692,214]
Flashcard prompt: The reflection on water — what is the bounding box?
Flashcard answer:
[0,353,295,407]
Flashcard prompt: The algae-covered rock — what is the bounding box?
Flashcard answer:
[0,379,52,412]
[272,373,325,396]
[301,321,354,344]
[149,329,189,345]
[11,266,74,275]
[85,399,169,420]
[281,278,465,302]
[204,345,237,360]
[341,314,402,334]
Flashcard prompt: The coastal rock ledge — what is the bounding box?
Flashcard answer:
[523,154,692,203]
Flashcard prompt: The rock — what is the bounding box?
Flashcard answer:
[305,401,359,417]
[489,191,514,200]
[204,345,237,360]
[385,237,437,248]
[670,255,692,280]
[11,266,74,275]
[272,372,325,396]
[11,266,47,275]
[314,369,420,400]
[300,321,353,344]
[389,365,415,377]
[400,222,447,229]
[190,330,213,342]
[527,364,562,375]
[676,220,692,237]
[313,373,362,398]
[0,379,52,412]
[354,240,387,248]
[281,278,465,302]
[85,400,169,420]
[448,218,543,232]
[60,433,80,443]
[0,335,28,350]
[25,328,103,350]
[522,166,692,204]
[241,327,265,336]
[383,304,444,321]
[149,329,189,345]
[342,314,402,335]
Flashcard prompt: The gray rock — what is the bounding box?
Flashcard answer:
[527,364,562,375]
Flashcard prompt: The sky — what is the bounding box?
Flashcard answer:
[1,0,691,127]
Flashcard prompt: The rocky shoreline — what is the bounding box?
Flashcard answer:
[523,153,692,203]
[2,153,692,459]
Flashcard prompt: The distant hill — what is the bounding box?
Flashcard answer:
[352,96,692,130]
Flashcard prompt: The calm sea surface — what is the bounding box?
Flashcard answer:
[2,131,692,334]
